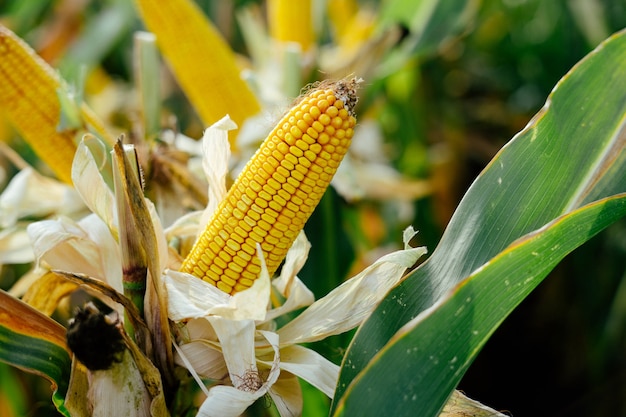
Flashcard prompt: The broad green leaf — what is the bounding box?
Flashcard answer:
[334,194,626,417]
[0,290,72,417]
[333,28,626,416]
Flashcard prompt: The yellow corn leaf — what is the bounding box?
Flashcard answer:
[267,0,314,51]
[135,0,261,128]
[0,25,114,184]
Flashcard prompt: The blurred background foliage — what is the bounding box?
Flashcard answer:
[1,0,626,416]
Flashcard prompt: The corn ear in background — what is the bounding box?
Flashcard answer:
[135,0,261,128]
[267,0,314,51]
[0,25,113,184]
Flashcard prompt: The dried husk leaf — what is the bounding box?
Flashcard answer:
[440,391,508,417]
[112,139,174,388]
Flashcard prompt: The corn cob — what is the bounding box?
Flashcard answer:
[181,78,360,294]
[135,0,261,129]
[0,25,114,184]
[267,0,314,51]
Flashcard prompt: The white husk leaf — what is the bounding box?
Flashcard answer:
[164,247,270,322]
[71,137,116,235]
[0,167,84,227]
[163,270,232,320]
[268,371,302,417]
[27,214,123,292]
[0,225,34,264]
[271,344,339,398]
[88,351,152,417]
[174,339,227,379]
[196,331,281,417]
[277,245,426,344]
[199,115,236,233]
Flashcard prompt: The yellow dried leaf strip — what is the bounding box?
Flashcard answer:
[268,0,314,51]
[0,25,113,184]
[181,78,360,294]
[135,0,261,128]
[22,271,78,317]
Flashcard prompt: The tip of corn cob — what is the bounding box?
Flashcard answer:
[300,77,362,116]
[181,77,361,294]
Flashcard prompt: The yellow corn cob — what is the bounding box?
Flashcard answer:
[327,0,358,41]
[135,0,261,129]
[181,78,360,294]
[0,25,114,184]
[267,0,314,51]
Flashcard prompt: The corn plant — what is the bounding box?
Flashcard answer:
[0,1,625,417]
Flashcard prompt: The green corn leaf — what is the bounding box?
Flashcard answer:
[379,0,478,52]
[333,27,626,417]
[375,0,480,78]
